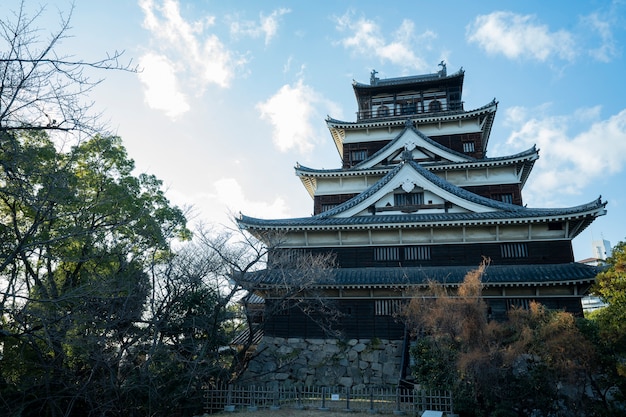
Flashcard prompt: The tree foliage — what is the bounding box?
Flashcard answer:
[588,240,626,403]
[0,128,190,416]
[404,261,618,417]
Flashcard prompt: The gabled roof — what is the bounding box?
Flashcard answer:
[296,126,538,198]
[240,158,607,234]
[352,121,473,169]
[326,100,498,157]
[239,263,599,289]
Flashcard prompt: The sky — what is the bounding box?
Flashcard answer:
[7,0,626,261]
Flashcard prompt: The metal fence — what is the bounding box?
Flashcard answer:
[205,384,453,415]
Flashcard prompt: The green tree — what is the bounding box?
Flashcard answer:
[589,240,626,405]
[0,130,189,417]
[592,241,626,348]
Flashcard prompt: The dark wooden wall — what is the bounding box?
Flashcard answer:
[262,296,584,339]
[263,299,405,340]
[273,240,574,268]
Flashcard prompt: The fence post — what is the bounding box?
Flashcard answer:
[224,384,235,412]
[248,384,258,412]
[319,386,330,411]
[345,386,351,412]
[368,390,376,414]
[270,385,281,410]
[393,387,405,415]
[295,387,304,410]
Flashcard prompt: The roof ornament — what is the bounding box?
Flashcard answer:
[370,69,379,85]
[404,140,416,152]
[438,60,447,77]
[405,118,413,128]
[400,149,413,162]
[401,178,416,193]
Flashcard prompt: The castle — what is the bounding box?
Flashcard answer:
[236,64,606,388]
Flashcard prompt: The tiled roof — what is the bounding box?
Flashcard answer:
[326,100,497,128]
[295,145,538,176]
[239,263,599,288]
[352,69,464,89]
[351,123,473,169]
[314,160,518,219]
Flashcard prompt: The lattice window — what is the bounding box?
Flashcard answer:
[496,193,513,204]
[351,150,367,163]
[500,243,528,258]
[377,105,389,117]
[463,141,475,153]
[404,246,431,261]
[375,299,403,316]
[320,204,337,213]
[374,247,400,261]
[394,192,424,206]
[506,298,532,310]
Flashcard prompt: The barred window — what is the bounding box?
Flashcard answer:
[374,247,399,261]
[375,299,403,316]
[394,192,424,206]
[500,243,528,258]
[463,141,475,153]
[351,150,368,163]
[404,246,431,260]
[496,193,513,204]
[506,298,532,310]
[320,204,337,212]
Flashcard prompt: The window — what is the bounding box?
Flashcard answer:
[394,192,424,206]
[463,141,475,153]
[404,246,431,261]
[321,204,337,213]
[506,298,531,310]
[377,105,389,117]
[375,299,403,316]
[548,222,563,230]
[500,243,528,258]
[351,150,367,163]
[401,102,417,115]
[496,193,513,204]
[428,100,442,112]
[374,247,399,261]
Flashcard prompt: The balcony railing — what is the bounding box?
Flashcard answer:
[356,101,464,121]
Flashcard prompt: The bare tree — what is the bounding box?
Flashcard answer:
[0,1,135,136]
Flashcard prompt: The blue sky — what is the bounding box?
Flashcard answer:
[10,0,626,260]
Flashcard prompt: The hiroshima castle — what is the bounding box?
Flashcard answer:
[236,63,607,388]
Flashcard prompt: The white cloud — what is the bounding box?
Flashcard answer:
[583,12,619,63]
[169,178,291,229]
[256,79,340,154]
[230,8,291,45]
[502,106,626,204]
[138,0,246,118]
[137,53,189,119]
[333,12,434,71]
[466,11,576,62]
[213,178,290,219]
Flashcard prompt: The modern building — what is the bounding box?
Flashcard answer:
[236,64,607,388]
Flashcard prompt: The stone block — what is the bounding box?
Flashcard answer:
[338,377,353,387]
[353,343,367,353]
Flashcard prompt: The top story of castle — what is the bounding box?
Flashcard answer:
[237,63,607,336]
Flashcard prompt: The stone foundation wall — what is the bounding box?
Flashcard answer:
[241,337,404,389]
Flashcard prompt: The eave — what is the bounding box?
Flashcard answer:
[326,100,498,157]
[237,263,599,290]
